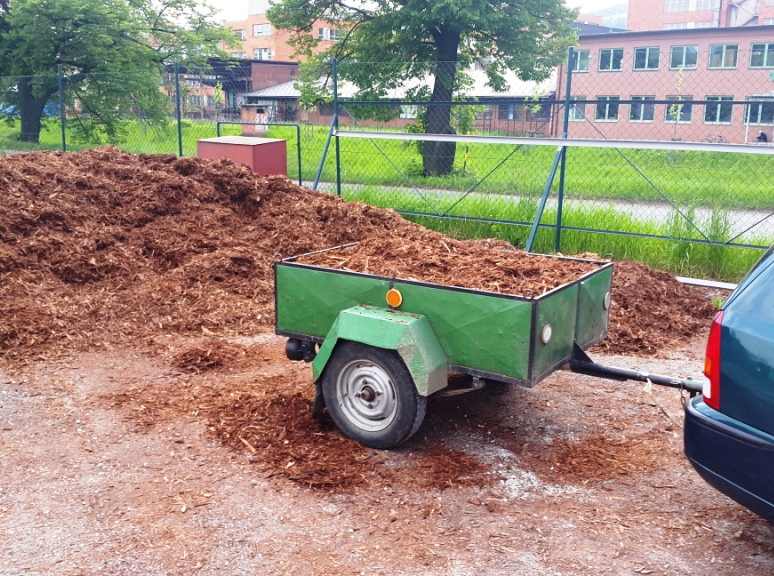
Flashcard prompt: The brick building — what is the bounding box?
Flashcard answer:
[554,25,774,143]
[223,0,343,61]
[628,0,774,30]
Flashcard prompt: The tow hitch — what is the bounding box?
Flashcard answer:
[570,343,703,396]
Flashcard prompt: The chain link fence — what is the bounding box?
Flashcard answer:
[310,56,774,278]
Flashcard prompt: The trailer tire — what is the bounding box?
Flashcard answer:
[321,341,427,449]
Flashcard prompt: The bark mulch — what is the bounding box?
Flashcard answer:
[0,147,716,361]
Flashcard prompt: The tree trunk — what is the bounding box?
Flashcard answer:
[422,28,461,177]
[17,77,55,143]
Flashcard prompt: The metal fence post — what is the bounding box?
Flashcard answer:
[174,63,183,157]
[333,58,342,197]
[57,64,67,152]
[555,47,575,253]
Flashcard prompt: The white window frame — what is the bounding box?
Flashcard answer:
[670,45,698,70]
[665,0,690,12]
[745,101,774,125]
[569,96,586,121]
[704,96,733,124]
[595,96,620,122]
[708,44,738,69]
[634,47,660,71]
[252,23,271,37]
[252,48,273,60]
[665,95,693,123]
[751,43,774,69]
[695,0,720,9]
[571,50,590,72]
[598,48,624,72]
[318,27,343,41]
[629,96,656,122]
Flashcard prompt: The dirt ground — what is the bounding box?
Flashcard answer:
[3,333,774,576]
[1,149,772,575]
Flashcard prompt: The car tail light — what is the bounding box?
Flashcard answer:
[703,310,723,410]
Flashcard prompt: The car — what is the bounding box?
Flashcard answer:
[684,244,774,523]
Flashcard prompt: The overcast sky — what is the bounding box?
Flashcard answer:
[209,0,627,22]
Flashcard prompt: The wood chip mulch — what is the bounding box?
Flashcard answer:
[0,146,722,490]
[0,146,717,360]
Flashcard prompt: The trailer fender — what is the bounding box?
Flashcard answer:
[312,305,448,397]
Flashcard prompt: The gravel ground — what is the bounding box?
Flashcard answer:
[1,332,772,576]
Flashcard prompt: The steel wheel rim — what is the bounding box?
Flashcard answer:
[335,358,398,432]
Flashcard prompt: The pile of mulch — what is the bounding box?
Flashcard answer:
[296,236,602,296]
[0,147,716,362]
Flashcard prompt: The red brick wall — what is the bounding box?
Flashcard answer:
[224,14,344,62]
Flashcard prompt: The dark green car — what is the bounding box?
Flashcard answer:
[684,245,774,523]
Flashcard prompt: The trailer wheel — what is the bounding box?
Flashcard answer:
[322,341,427,449]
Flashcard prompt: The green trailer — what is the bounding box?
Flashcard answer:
[274,245,623,449]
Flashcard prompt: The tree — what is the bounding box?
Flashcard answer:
[0,0,237,143]
[267,0,578,176]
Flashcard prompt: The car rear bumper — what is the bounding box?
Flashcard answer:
[684,396,774,524]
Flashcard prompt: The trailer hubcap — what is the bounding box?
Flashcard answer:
[336,359,398,432]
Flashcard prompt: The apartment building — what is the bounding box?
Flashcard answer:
[224,0,343,61]
[628,0,774,30]
[554,25,774,143]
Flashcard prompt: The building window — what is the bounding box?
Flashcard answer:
[670,45,698,69]
[745,101,774,125]
[666,96,693,123]
[629,96,655,122]
[498,103,523,121]
[230,52,246,59]
[666,0,719,10]
[234,29,246,41]
[765,19,774,25]
[665,21,718,28]
[599,48,624,71]
[708,44,738,69]
[569,97,586,121]
[571,50,590,72]
[595,96,620,121]
[400,105,418,119]
[318,27,342,41]
[253,48,272,60]
[751,43,774,68]
[704,96,733,124]
[477,105,494,120]
[634,47,660,70]
[526,103,550,121]
[253,23,271,36]
[665,0,690,11]
[766,0,774,6]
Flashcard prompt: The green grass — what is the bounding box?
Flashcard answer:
[293,125,774,210]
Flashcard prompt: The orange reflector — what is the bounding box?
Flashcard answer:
[386,288,403,308]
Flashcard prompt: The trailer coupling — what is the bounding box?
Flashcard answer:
[570,343,703,396]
